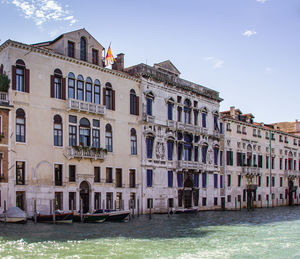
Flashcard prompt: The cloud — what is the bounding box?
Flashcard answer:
[204,57,224,69]
[242,29,257,37]
[256,0,268,3]
[6,0,77,27]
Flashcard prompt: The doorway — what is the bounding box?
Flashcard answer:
[80,181,90,213]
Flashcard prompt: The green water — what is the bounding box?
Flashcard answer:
[1,207,300,258]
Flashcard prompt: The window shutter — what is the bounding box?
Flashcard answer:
[62,77,66,100]
[12,65,16,90]
[103,88,106,105]
[25,69,30,93]
[135,96,139,115]
[112,90,115,110]
[50,75,54,98]
[0,64,3,74]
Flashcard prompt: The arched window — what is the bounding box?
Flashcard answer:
[184,134,192,161]
[79,118,90,146]
[16,108,26,143]
[146,135,154,159]
[130,89,139,115]
[167,99,174,120]
[146,92,154,116]
[51,69,64,99]
[184,99,191,124]
[12,59,30,93]
[104,82,115,110]
[167,140,174,160]
[77,75,84,101]
[53,115,63,146]
[80,37,87,61]
[105,124,113,152]
[94,79,101,104]
[85,77,92,103]
[68,72,75,99]
[202,143,208,164]
[213,146,219,165]
[130,128,137,155]
[202,107,208,128]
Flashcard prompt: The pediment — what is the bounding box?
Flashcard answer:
[154,60,180,76]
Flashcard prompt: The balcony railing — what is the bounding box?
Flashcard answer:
[166,120,176,128]
[242,167,261,176]
[143,114,155,123]
[0,92,8,103]
[67,99,105,115]
[178,160,202,170]
[67,146,106,160]
[284,170,300,178]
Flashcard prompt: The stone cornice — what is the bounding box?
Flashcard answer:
[0,40,141,83]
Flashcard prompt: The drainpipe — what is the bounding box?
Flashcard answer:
[269,130,272,200]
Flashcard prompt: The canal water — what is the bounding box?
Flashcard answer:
[1,206,300,258]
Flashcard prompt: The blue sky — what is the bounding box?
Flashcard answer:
[1,0,299,123]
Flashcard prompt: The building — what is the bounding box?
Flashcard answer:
[125,60,224,213]
[0,29,141,215]
[221,107,300,209]
[271,120,300,136]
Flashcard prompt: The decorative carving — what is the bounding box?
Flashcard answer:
[207,147,213,165]
[156,142,165,160]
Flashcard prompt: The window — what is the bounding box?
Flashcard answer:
[194,174,199,187]
[258,176,261,187]
[94,79,101,104]
[69,165,76,182]
[220,151,223,166]
[227,195,231,203]
[147,169,153,187]
[106,192,113,210]
[238,175,241,187]
[12,59,29,93]
[184,99,191,124]
[79,118,90,147]
[69,119,77,147]
[272,176,275,187]
[53,115,63,146]
[16,161,25,185]
[0,153,3,178]
[226,123,231,131]
[80,37,87,61]
[202,113,207,128]
[55,192,63,210]
[177,107,182,122]
[129,169,136,188]
[214,147,219,165]
[202,197,207,206]
[214,115,219,131]
[106,167,113,183]
[194,110,199,126]
[194,146,199,162]
[94,167,101,183]
[69,192,76,210]
[146,97,153,116]
[130,89,139,115]
[104,82,115,110]
[202,173,207,188]
[54,164,63,186]
[16,108,26,143]
[147,198,153,209]
[167,102,173,120]
[146,137,154,159]
[177,173,183,187]
[266,156,269,169]
[258,155,263,168]
[116,168,122,187]
[94,192,101,210]
[52,69,64,99]
[214,174,218,188]
[68,72,75,99]
[167,141,174,161]
[184,134,192,161]
[226,150,233,166]
[92,49,99,65]
[130,129,137,155]
[280,177,283,187]
[85,77,92,103]
[266,176,269,187]
[227,175,231,187]
[202,145,208,163]
[68,41,75,58]
[105,124,113,152]
[168,171,173,187]
[77,75,84,101]
[214,197,218,206]
[92,119,100,148]
[130,193,136,209]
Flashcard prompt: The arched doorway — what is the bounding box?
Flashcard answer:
[80,181,90,213]
[183,177,193,208]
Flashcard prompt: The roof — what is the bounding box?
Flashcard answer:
[154,60,181,75]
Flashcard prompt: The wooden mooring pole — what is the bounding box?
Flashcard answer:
[80,199,83,223]
[4,200,7,224]
[137,199,140,217]
[52,199,56,224]
[33,199,37,224]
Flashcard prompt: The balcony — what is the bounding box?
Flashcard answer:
[143,114,155,123]
[166,120,176,128]
[0,92,8,102]
[246,184,258,191]
[67,99,105,115]
[177,122,185,131]
[67,146,106,160]
[203,163,219,172]
[241,167,261,176]
[178,160,202,170]
[284,170,300,178]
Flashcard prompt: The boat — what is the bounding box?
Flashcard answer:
[95,209,131,222]
[0,207,27,223]
[36,211,73,223]
[174,208,198,214]
[73,212,109,223]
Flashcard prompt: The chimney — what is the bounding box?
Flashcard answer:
[112,53,125,71]
[230,106,235,118]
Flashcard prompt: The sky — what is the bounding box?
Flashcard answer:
[0,0,299,123]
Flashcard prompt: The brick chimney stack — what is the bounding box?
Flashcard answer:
[112,53,124,71]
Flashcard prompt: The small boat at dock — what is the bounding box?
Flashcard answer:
[95,209,131,222]
[36,211,73,223]
[0,207,27,223]
[73,212,109,223]
[174,208,198,214]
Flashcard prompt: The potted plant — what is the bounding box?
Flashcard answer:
[0,74,10,92]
